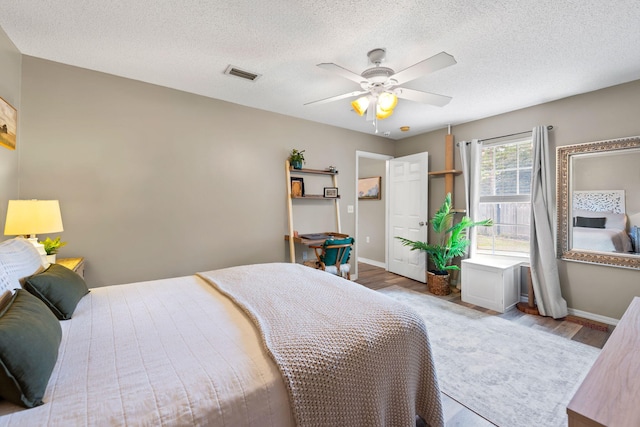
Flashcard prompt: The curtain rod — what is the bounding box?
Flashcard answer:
[480,125,554,143]
[456,125,554,147]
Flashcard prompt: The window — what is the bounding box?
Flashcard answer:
[476,137,532,256]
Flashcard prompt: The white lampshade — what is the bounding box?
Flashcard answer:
[4,200,64,236]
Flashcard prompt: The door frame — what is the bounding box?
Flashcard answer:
[354,150,393,280]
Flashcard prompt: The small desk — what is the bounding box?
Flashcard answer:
[56,257,85,279]
[284,232,349,247]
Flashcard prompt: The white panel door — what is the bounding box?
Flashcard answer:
[388,152,429,282]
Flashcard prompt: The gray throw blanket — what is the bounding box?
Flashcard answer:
[198,263,443,427]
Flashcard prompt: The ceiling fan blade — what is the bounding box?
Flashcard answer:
[317,63,368,85]
[395,87,452,107]
[304,90,368,106]
[391,52,456,86]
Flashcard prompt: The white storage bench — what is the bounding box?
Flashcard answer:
[461,256,523,313]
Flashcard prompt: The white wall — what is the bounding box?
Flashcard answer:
[396,79,640,320]
[18,56,394,286]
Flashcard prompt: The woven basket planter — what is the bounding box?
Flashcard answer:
[427,271,451,296]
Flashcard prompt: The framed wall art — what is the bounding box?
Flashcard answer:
[358,176,381,200]
[0,96,17,150]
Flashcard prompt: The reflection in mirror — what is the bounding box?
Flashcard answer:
[557,136,640,269]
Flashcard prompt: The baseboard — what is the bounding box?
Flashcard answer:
[519,294,619,327]
[358,257,386,269]
[567,308,619,327]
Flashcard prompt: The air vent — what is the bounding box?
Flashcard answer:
[224,65,261,81]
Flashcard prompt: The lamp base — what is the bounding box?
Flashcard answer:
[26,236,48,265]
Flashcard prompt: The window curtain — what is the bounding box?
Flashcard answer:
[530,126,568,318]
[458,139,482,258]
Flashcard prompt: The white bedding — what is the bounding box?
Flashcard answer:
[0,275,294,426]
[571,209,632,253]
[572,227,632,253]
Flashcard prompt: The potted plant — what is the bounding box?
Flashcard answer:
[40,236,67,263]
[288,149,305,169]
[396,193,492,295]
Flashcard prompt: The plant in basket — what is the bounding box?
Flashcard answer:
[396,193,492,295]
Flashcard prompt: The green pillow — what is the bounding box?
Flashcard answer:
[24,263,89,320]
[0,289,62,408]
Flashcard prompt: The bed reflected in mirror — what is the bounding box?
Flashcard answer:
[557,136,640,269]
[570,189,634,253]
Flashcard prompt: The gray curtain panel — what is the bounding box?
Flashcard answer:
[458,139,482,258]
[529,126,568,318]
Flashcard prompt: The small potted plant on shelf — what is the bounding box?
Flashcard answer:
[396,193,492,296]
[288,149,305,169]
[40,236,67,263]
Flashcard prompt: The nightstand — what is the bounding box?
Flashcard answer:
[56,257,85,279]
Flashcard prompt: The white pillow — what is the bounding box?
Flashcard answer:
[573,209,627,230]
[0,237,45,294]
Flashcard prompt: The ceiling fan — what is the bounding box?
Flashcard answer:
[306,48,456,122]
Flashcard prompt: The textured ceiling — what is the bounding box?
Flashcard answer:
[1,1,640,140]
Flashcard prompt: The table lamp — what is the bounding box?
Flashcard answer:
[4,200,64,260]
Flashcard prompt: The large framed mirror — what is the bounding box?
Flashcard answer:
[557,136,640,269]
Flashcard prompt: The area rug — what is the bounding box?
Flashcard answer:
[379,286,600,427]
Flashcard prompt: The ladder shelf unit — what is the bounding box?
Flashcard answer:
[285,160,341,263]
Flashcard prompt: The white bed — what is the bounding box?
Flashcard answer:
[571,209,632,253]
[571,191,633,253]
[0,238,443,427]
[572,226,632,253]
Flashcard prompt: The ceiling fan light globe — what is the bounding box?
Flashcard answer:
[378,92,398,111]
[376,105,393,119]
[351,96,369,116]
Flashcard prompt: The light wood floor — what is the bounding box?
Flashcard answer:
[354,262,612,427]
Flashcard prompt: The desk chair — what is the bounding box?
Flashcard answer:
[310,237,354,280]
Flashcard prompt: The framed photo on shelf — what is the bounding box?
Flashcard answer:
[0,96,17,151]
[323,187,339,198]
[291,177,304,197]
[358,176,381,200]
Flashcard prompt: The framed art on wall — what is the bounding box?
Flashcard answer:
[358,176,381,200]
[0,96,17,150]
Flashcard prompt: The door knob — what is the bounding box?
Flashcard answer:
[419,221,426,226]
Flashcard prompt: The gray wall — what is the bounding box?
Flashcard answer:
[573,151,640,229]
[18,56,394,287]
[0,27,21,219]
[358,157,386,263]
[396,79,640,320]
[6,45,640,319]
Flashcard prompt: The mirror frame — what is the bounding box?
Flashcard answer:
[557,135,640,269]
